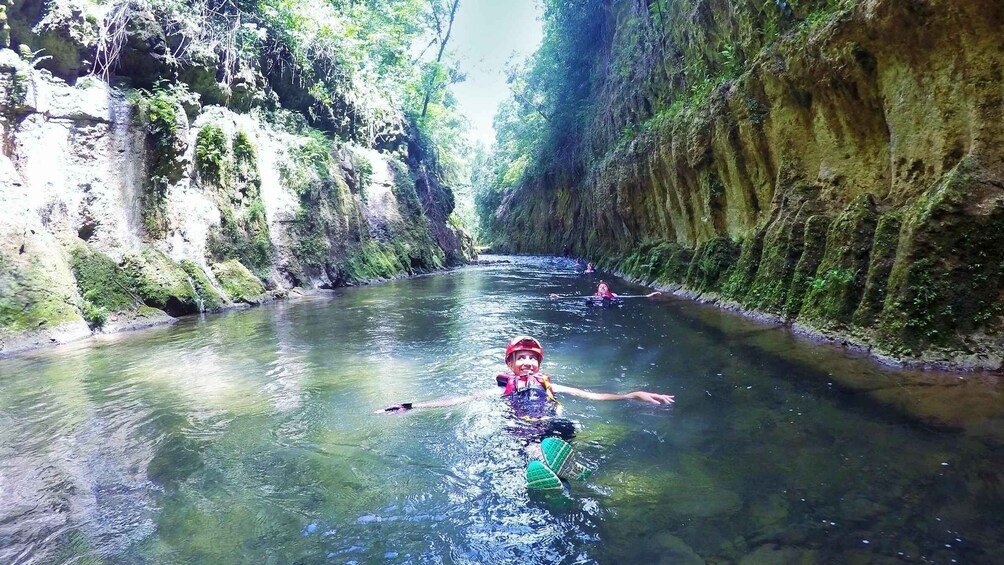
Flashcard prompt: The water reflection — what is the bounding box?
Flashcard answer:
[1,255,1002,563]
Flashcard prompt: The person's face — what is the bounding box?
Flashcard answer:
[508,350,540,375]
[598,283,609,293]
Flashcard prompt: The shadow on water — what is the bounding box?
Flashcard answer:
[1,255,1002,563]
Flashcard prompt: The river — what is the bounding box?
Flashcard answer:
[1,256,1002,563]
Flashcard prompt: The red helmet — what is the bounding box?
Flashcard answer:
[505,335,544,364]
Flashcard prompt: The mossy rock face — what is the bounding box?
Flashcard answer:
[282,130,342,279]
[23,1,100,80]
[389,158,424,218]
[123,248,201,317]
[721,227,766,302]
[211,260,266,303]
[852,211,903,328]
[619,240,692,285]
[0,229,90,351]
[657,243,695,284]
[685,236,740,294]
[69,244,140,328]
[203,127,273,280]
[179,260,227,311]
[195,124,228,186]
[783,215,831,320]
[744,213,808,314]
[0,254,82,334]
[137,89,189,239]
[878,162,1004,354]
[798,194,879,327]
[337,241,408,282]
[279,130,447,285]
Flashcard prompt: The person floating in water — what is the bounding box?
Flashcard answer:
[586,280,622,306]
[583,262,595,274]
[549,280,661,303]
[594,280,616,299]
[379,336,674,491]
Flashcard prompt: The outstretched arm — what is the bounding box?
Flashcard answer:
[550,383,674,404]
[376,388,497,413]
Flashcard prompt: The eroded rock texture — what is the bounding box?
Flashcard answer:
[0,51,473,355]
[493,0,1004,368]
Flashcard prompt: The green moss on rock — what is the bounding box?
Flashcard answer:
[685,236,740,294]
[720,227,766,302]
[798,194,879,326]
[389,158,423,216]
[746,215,808,314]
[195,124,228,185]
[211,260,266,303]
[878,162,1004,354]
[205,128,272,278]
[280,132,448,286]
[783,215,831,319]
[123,248,201,316]
[620,240,693,285]
[137,87,187,239]
[0,258,82,333]
[180,260,227,311]
[70,245,140,327]
[852,211,902,327]
[291,226,331,268]
[339,240,408,282]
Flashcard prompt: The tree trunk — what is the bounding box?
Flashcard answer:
[421,0,461,119]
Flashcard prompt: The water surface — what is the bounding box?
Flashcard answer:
[1,256,1002,563]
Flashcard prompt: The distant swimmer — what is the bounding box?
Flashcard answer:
[549,281,661,306]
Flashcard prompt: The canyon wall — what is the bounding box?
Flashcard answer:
[0,3,474,355]
[492,0,1004,369]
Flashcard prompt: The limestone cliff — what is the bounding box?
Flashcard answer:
[0,2,474,355]
[490,0,1004,370]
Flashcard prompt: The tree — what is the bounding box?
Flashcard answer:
[420,0,461,118]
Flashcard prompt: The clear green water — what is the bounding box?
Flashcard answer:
[1,256,1003,564]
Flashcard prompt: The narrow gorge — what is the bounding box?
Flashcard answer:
[3,2,1004,561]
[479,0,1004,371]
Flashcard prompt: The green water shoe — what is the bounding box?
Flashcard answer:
[526,460,562,491]
[540,437,593,481]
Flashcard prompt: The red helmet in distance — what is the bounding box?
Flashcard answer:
[505,335,544,364]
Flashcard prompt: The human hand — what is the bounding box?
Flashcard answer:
[629,391,674,404]
[376,402,413,414]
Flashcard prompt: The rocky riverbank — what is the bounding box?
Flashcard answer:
[0,0,475,356]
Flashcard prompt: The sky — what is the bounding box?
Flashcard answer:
[447,0,544,149]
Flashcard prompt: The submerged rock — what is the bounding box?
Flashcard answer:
[739,544,819,565]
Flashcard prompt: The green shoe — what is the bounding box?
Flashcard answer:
[526,460,562,491]
[540,437,593,481]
